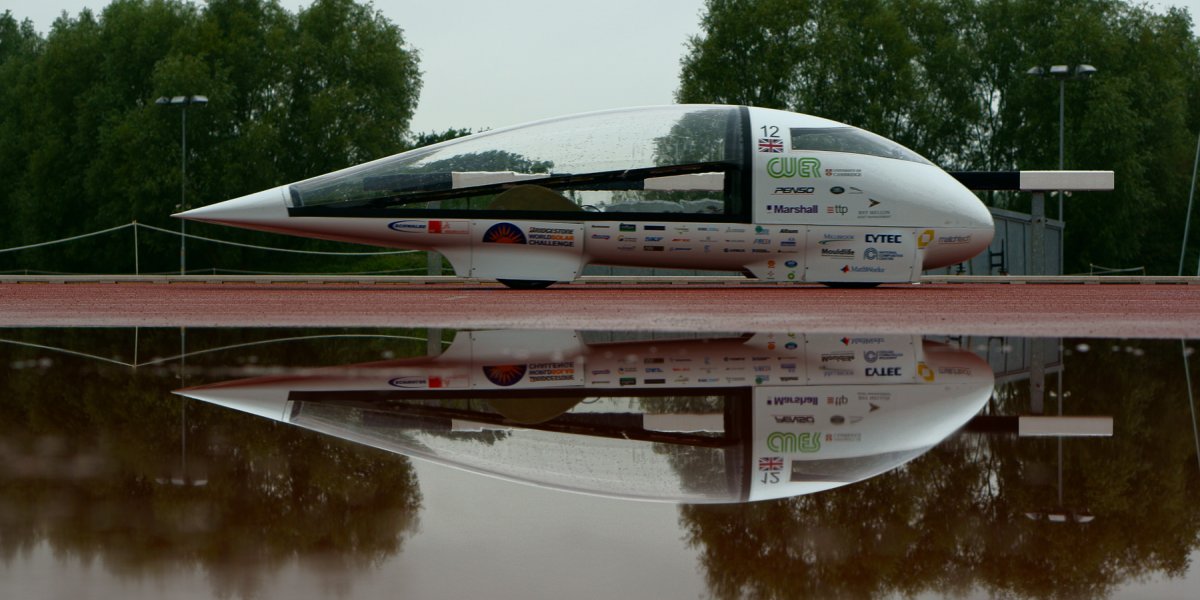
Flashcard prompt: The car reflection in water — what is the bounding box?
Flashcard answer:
[176,330,993,503]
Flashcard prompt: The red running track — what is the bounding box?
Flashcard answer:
[1,283,1198,338]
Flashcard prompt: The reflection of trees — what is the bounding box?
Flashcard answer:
[0,328,426,599]
[419,149,553,175]
[681,340,1200,599]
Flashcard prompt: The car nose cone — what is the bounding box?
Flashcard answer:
[173,186,289,226]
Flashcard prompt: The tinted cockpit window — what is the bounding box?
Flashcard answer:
[790,127,932,165]
[287,105,746,217]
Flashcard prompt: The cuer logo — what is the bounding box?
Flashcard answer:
[482,364,527,386]
[766,431,821,453]
[483,222,526,244]
[766,157,822,179]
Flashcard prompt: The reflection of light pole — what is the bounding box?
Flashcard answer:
[156,95,208,275]
[1026,65,1096,274]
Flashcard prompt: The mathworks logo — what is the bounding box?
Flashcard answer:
[767,157,821,179]
[482,222,526,244]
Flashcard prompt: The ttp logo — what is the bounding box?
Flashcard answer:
[767,157,822,179]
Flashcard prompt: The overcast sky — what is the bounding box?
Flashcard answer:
[2,0,1197,134]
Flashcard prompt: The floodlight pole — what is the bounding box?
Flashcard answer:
[1179,129,1200,276]
[156,95,208,275]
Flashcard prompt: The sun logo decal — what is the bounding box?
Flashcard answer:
[483,364,527,386]
[482,222,526,244]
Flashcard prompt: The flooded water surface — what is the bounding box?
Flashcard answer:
[1,327,1198,599]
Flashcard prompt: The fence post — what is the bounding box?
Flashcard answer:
[133,221,140,276]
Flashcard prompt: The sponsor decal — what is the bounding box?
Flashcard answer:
[824,167,862,177]
[767,156,822,179]
[619,223,636,232]
[755,226,771,235]
[784,341,799,349]
[864,247,904,261]
[482,364,527,386]
[938,366,973,376]
[527,226,576,247]
[645,367,663,373]
[698,226,718,231]
[831,186,845,194]
[767,396,818,406]
[618,366,638,374]
[866,366,903,377]
[593,224,612,229]
[917,229,935,249]
[644,225,666,231]
[528,361,575,383]
[767,431,821,453]
[669,247,693,252]
[821,351,855,363]
[841,265,885,273]
[644,358,665,364]
[645,378,666,384]
[773,186,815,195]
[938,235,972,245]
[617,235,638,242]
[758,138,784,153]
[864,233,903,244]
[788,272,797,279]
[780,240,797,247]
[645,236,664,242]
[780,228,800,233]
[822,367,854,376]
[826,395,848,405]
[826,205,849,215]
[616,245,636,251]
[752,249,770,253]
[482,222,526,244]
[754,238,771,245]
[591,369,611,375]
[755,375,770,384]
[820,233,854,243]
[698,377,720,383]
[723,248,746,253]
[671,238,691,242]
[766,204,818,214]
[644,245,665,251]
[824,433,862,442]
[620,377,636,386]
[773,415,815,424]
[726,227,746,233]
[591,234,611,240]
[429,220,468,234]
[868,197,880,206]
[759,456,784,471]
[822,248,855,258]
[842,337,885,345]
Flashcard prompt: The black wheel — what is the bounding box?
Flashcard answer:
[820,282,881,289]
[497,279,556,290]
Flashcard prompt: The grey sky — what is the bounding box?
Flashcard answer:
[2,0,1197,134]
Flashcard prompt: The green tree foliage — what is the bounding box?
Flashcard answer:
[0,0,422,274]
[678,0,1200,273]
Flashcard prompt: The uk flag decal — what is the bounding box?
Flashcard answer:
[758,138,784,153]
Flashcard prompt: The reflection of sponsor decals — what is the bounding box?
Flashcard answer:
[644,358,664,364]
[826,395,848,405]
[938,366,972,376]
[917,362,935,382]
[767,157,822,178]
[863,350,903,362]
[669,247,693,252]
[766,204,817,214]
[528,361,575,383]
[671,238,690,242]
[773,186,815,195]
[773,415,815,424]
[823,433,862,442]
[388,376,427,388]
[858,391,892,401]
[842,337,885,345]
[866,367,903,377]
[822,367,854,377]
[767,431,821,453]
[698,377,719,383]
[767,396,818,406]
[482,364,527,386]
[821,351,855,363]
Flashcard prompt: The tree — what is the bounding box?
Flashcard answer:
[0,0,423,274]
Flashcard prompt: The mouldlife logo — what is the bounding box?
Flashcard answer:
[767,157,822,179]
[482,364,527,386]
[482,222,526,244]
